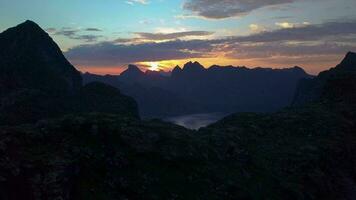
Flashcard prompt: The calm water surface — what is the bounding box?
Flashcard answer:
[164,113,229,130]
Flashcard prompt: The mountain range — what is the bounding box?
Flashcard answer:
[83,60,312,118]
[0,21,356,199]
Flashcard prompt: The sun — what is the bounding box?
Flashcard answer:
[148,62,160,71]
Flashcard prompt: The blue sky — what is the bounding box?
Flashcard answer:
[1,0,356,74]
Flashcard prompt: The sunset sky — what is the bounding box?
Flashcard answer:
[1,0,356,74]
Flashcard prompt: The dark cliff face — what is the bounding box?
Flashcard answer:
[0,20,82,94]
[293,52,356,106]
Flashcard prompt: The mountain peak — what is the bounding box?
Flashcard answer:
[127,64,141,71]
[19,20,40,28]
[1,20,47,38]
[171,65,182,77]
[338,51,356,70]
[291,66,308,74]
[0,21,82,93]
[172,65,182,72]
[183,61,205,72]
[0,20,57,51]
[120,64,144,79]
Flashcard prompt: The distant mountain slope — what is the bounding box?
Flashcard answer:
[83,62,312,118]
[0,21,139,124]
[78,82,139,118]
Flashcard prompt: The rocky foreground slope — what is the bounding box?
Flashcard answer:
[0,21,356,199]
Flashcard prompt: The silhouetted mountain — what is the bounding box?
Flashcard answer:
[120,64,145,82]
[145,70,160,76]
[339,51,356,70]
[171,65,182,77]
[82,72,122,87]
[0,20,82,95]
[293,51,356,106]
[84,62,312,118]
[0,21,138,124]
[78,82,139,118]
[83,72,202,118]
[179,61,205,77]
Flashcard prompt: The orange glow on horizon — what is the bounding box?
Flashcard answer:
[76,66,126,75]
[75,54,345,76]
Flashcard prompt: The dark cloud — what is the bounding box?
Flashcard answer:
[183,0,296,19]
[113,38,136,43]
[85,28,102,32]
[65,40,214,66]
[134,31,214,40]
[48,27,103,42]
[229,21,356,43]
[220,21,356,59]
[113,31,214,44]
[55,29,78,37]
[72,35,102,42]
[225,42,356,59]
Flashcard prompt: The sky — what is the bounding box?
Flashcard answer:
[0,0,356,75]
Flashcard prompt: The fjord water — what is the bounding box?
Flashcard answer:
[164,113,229,129]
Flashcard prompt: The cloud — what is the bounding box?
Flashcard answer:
[73,35,103,42]
[85,28,102,32]
[183,0,296,19]
[113,38,136,43]
[275,22,295,29]
[113,31,214,44]
[49,27,103,42]
[65,21,356,68]
[249,24,266,33]
[225,42,356,60]
[275,21,310,29]
[221,20,356,61]
[55,29,78,37]
[65,40,214,67]
[230,21,356,43]
[126,0,149,5]
[134,31,214,40]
